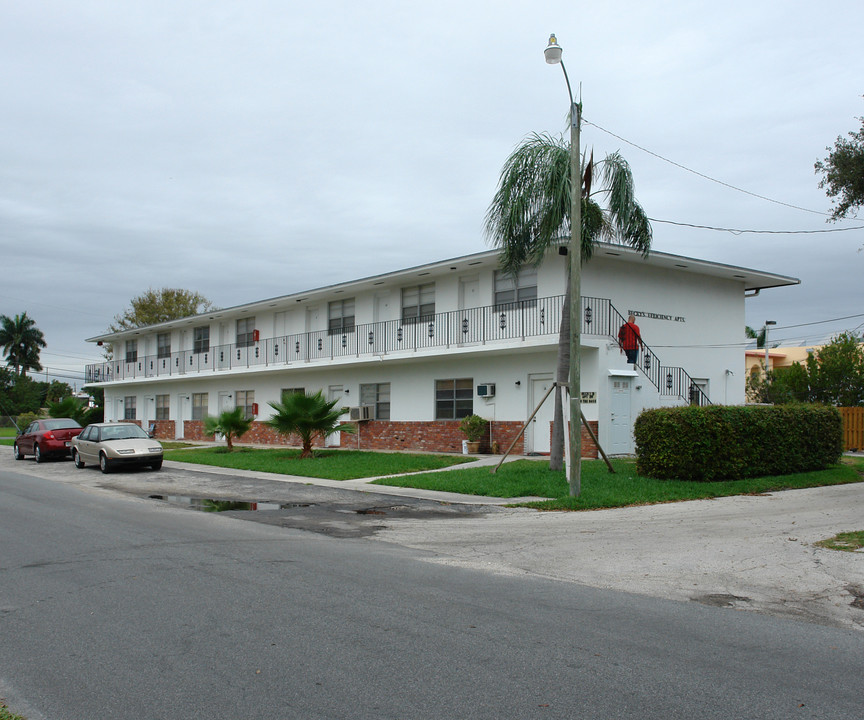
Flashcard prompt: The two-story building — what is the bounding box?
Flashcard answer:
[84,244,798,456]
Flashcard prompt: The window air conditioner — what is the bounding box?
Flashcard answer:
[476,383,496,398]
[349,405,376,421]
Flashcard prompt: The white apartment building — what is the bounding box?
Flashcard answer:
[85,245,798,456]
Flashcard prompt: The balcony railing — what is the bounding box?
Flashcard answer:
[85,294,709,405]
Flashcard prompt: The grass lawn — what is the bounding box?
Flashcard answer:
[0,427,17,445]
[163,446,472,480]
[372,456,864,510]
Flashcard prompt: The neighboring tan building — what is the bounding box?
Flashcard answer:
[85,244,798,456]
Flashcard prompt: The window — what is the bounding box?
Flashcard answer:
[124,396,137,420]
[281,387,305,401]
[193,326,210,354]
[360,383,390,420]
[236,390,255,419]
[157,333,171,359]
[328,299,355,335]
[236,318,256,348]
[192,393,208,421]
[401,283,435,323]
[435,378,473,419]
[125,340,138,363]
[155,394,169,420]
[494,267,538,306]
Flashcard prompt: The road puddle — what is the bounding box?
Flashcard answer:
[148,495,313,512]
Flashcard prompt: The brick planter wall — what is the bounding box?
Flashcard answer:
[168,418,599,457]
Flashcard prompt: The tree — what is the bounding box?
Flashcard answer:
[47,396,94,425]
[745,325,767,349]
[815,107,864,221]
[485,133,652,469]
[0,312,47,377]
[746,333,864,406]
[265,390,355,459]
[203,408,253,452]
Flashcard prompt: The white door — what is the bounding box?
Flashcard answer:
[459,275,480,309]
[609,377,633,454]
[327,385,344,447]
[175,394,189,440]
[115,399,124,423]
[374,292,391,323]
[218,391,234,414]
[527,374,554,454]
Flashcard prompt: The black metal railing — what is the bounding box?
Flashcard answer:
[86,293,710,405]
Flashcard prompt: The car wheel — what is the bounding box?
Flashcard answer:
[34,444,44,463]
[13,443,23,460]
[73,450,85,469]
[150,460,163,471]
[99,453,112,474]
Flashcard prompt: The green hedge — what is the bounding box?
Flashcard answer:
[634,404,843,481]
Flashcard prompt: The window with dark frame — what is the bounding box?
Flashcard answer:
[328,299,355,335]
[191,393,208,420]
[435,378,473,420]
[235,390,255,419]
[157,333,171,359]
[494,266,538,307]
[236,318,256,348]
[401,283,435,323]
[125,340,138,363]
[193,326,210,354]
[281,387,306,402]
[155,394,169,420]
[360,382,390,420]
[123,396,137,420]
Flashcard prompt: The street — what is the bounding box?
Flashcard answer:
[1,459,863,719]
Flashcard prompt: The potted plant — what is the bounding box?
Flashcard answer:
[459,414,487,454]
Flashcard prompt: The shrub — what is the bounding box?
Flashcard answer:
[16,411,40,429]
[459,414,488,443]
[634,404,843,481]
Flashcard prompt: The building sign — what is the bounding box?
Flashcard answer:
[581,391,597,403]
[628,309,686,323]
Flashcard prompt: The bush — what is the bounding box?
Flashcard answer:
[16,411,41,429]
[634,404,843,481]
[459,414,488,443]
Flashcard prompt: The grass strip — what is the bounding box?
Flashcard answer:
[373,457,864,509]
[163,446,471,480]
[816,530,864,552]
[0,701,27,720]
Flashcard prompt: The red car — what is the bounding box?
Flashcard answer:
[13,418,84,462]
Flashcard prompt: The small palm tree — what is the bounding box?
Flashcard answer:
[0,312,47,377]
[203,407,253,452]
[266,390,355,459]
[47,396,91,425]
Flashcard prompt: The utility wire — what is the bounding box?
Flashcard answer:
[583,117,832,217]
[648,217,864,235]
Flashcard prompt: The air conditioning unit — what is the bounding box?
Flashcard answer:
[476,383,496,398]
[349,405,376,421]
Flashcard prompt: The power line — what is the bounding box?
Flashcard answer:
[583,117,832,217]
[649,217,864,235]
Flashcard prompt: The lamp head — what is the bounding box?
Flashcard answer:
[544,34,562,64]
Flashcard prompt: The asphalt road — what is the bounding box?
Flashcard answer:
[2,458,864,719]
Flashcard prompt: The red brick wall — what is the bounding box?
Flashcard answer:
[166,419,599,457]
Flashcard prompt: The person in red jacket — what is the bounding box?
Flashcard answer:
[618,315,643,365]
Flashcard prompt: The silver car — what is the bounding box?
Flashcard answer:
[71,422,163,473]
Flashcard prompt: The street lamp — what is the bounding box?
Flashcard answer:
[764,320,777,372]
[545,33,582,497]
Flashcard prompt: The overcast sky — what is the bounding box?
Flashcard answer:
[1,0,862,388]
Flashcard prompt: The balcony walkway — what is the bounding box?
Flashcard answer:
[86,295,709,405]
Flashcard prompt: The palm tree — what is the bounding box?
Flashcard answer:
[0,312,47,377]
[203,407,253,452]
[745,325,767,348]
[265,390,355,459]
[485,133,652,470]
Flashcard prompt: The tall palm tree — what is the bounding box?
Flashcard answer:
[485,133,652,470]
[266,390,355,459]
[0,312,47,377]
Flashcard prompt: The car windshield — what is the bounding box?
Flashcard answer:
[44,419,82,431]
[100,425,149,441]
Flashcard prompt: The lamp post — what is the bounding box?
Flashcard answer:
[545,34,582,497]
[764,320,776,372]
